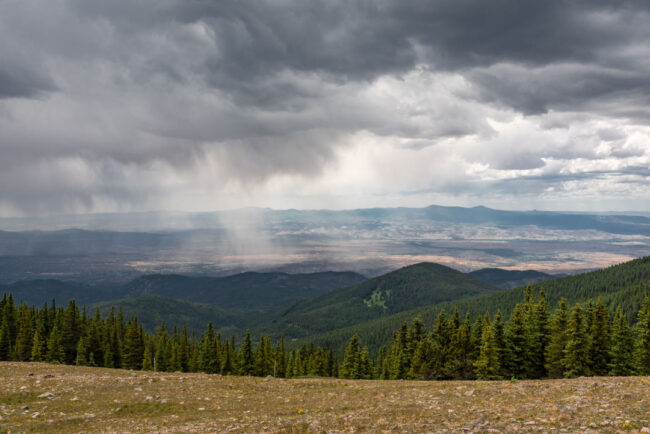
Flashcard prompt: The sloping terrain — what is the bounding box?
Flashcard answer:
[468,268,554,289]
[123,271,365,313]
[1,362,648,432]
[301,256,650,351]
[256,262,500,338]
[91,295,242,333]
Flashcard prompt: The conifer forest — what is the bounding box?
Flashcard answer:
[2,288,649,382]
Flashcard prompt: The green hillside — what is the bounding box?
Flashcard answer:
[256,262,500,339]
[123,271,365,313]
[91,295,243,334]
[301,255,650,352]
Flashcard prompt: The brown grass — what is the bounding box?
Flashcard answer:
[1,362,649,432]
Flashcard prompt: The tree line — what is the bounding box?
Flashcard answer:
[339,288,650,380]
[1,289,649,381]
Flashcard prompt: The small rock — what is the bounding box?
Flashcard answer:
[198,407,205,411]
[26,373,34,377]
[70,396,79,401]
[464,389,475,397]
[38,392,55,399]
[134,387,143,392]
[43,374,54,379]
[472,417,486,425]
[31,412,40,418]
[641,428,650,434]
[21,405,29,410]
[145,396,153,401]
[20,386,27,390]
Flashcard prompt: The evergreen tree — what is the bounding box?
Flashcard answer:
[634,297,650,375]
[142,345,154,371]
[341,334,362,379]
[527,290,549,378]
[239,330,254,376]
[122,317,144,370]
[491,311,509,379]
[31,327,45,362]
[76,336,88,365]
[589,297,611,376]
[563,304,590,378]
[609,307,635,376]
[46,324,65,363]
[474,320,501,380]
[545,298,569,378]
[0,312,12,360]
[506,304,529,378]
[13,305,34,361]
[274,336,286,377]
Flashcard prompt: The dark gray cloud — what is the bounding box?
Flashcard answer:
[0,0,649,214]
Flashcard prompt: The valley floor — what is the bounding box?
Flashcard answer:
[1,363,649,433]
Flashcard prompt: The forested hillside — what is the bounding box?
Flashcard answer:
[256,262,500,339]
[302,256,650,352]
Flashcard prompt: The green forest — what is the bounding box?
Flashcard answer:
[1,287,649,381]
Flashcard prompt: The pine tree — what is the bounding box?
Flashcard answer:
[589,297,611,376]
[634,296,650,375]
[341,334,362,379]
[0,312,12,360]
[492,311,509,379]
[506,304,529,378]
[142,346,154,371]
[76,336,88,365]
[122,317,144,370]
[274,336,286,377]
[474,320,501,380]
[239,330,254,376]
[46,324,65,363]
[31,327,45,362]
[563,304,590,378]
[527,290,549,378]
[545,298,569,378]
[13,304,34,361]
[609,307,635,376]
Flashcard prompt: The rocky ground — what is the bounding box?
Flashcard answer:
[1,362,649,433]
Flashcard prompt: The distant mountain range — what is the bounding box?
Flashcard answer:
[1,204,650,284]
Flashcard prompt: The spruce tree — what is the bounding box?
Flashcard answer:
[122,317,144,370]
[634,296,650,375]
[589,297,611,376]
[142,346,154,371]
[563,304,590,378]
[474,321,501,380]
[545,298,569,378]
[31,327,45,362]
[492,311,509,379]
[0,312,12,360]
[506,304,529,378]
[76,336,88,366]
[527,290,549,378]
[341,334,362,379]
[609,307,635,376]
[14,305,34,361]
[239,330,254,375]
[46,324,65,363]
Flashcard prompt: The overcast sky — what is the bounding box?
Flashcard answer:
[1,0,649,216]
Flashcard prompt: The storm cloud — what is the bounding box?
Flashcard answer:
[0,0,649,214]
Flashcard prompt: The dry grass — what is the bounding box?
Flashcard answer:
[1,362,649,433]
